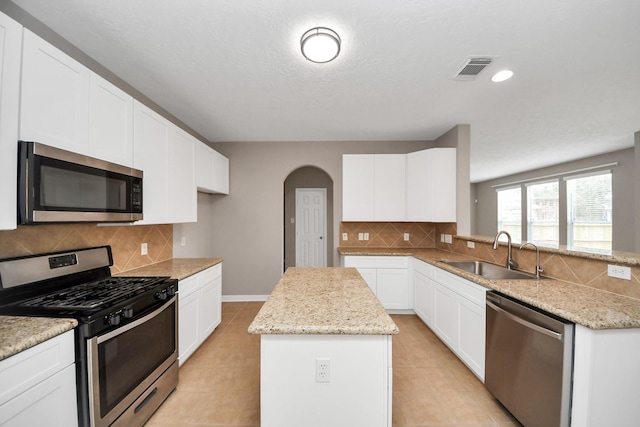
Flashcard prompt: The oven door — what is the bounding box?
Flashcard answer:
[87,297,177,427]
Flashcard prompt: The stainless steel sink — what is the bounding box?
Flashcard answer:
[442,260,538,280]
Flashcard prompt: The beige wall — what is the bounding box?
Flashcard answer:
[474,148,636,252]
[207,140,434,297]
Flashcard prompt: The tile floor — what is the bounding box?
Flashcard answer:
[146,302,521,427]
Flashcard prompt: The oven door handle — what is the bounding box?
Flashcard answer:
[97,296,176,344]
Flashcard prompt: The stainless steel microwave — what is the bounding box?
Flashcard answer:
[18,141,143,224]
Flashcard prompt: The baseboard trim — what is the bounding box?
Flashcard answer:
[222,295,269,302]
[387,309,415,315]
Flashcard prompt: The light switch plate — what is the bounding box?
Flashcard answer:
[342,233,348,241]
[404,233,410,241]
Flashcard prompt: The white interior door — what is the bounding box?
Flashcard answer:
[295,188,326,267]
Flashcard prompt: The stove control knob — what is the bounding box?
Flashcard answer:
[122,308,134,319]
[166,285,176,297]
[107,313,121,326]
[155,290,167,301]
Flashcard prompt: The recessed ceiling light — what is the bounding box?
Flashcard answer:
[491,70,514,82]
[300,27,341,63]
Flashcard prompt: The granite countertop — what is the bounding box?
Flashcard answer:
[248,267,399,335]
[339,247,640,330]
[116,258,223,280]
[0,316,77,362]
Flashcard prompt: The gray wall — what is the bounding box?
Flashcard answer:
[474,148,636,252]
[173,193,216,257]
[208,140,433,297]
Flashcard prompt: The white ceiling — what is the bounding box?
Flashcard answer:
[9,0,640,182]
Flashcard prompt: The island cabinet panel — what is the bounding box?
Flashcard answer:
[571,325,640,426]
[260,334,392,427]
[0,11,21,231]
[178,264,222,366]
[0,330,77,427]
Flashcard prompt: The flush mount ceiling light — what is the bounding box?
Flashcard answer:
[491,70,514,82]
[300,27,341,63]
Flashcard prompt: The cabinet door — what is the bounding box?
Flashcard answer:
[376,268,409,309]
[406,148,456,222]
[432,282,457,348]
[212,149,229,194]
[342,155,374,221]
[88,73,133,167]
[168,128,196,223]
[178,281,200,366]
[456,297,485,380]
[195,142,215,191]
[0,364,77,427]
[200,275,221,339]
[414,271,434,326]
[20,29,90,154]
[355,268,377,294]
[374,154,406,221]
[0,12,21,231]
[133,101,170,224]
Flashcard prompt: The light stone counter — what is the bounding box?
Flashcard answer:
[0,316,77,361]
[339,247,640,330]
[116,258,223,280]
[248,267,398,335]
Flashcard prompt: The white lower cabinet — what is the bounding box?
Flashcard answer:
[0,330,77,427]
[413,260,487,380]
[342,256,411,310]
[178,264,222,365]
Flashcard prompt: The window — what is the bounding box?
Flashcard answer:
[497,187,521,242]
[527,181,559,246]
[566,172,612,251]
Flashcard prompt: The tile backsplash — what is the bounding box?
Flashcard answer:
[339,222,457,250]
[0,224,172,274]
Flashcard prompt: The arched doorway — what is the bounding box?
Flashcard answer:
[284,166,334,270]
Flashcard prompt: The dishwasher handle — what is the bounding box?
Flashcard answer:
[487,299,564,341]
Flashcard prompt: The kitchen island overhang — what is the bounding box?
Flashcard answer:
[248,267,398,427]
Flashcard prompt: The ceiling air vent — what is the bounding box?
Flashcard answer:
[452,56,497,80]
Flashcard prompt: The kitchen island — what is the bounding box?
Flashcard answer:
[248,267,398,427]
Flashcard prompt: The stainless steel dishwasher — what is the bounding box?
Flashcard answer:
[485,291,574,427]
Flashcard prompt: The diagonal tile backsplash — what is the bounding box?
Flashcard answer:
[0,224,173,273]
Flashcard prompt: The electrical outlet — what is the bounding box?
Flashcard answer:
[404,233,410,241]
[181,237,186,247]
[467,241,475,249]
[141,243,148,256]
[316,358,330,383]
[364,232,369,240]
[608,264,631,280]
[342,233,348,241]
[444,234,452,244]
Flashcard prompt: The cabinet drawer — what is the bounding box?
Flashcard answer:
[199,264,221,283]
[0,330,74,405]
[434,268,487,306]
[413,259,435,278]
[179,275,200,297]
[343,256,409,269]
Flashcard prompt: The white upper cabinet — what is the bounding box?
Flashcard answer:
[342,155,375,221]
[196,141,229,194]
[88,73,134,167]
[0,12,22,231]
[169,127,196,223]
[406,147,456,222]
[133,101,171,224]
[374,154,406,221]
[343,154,406,221]
[20,29,90,154]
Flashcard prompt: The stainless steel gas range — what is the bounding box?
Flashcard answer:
[0,246,178,427]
